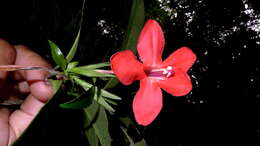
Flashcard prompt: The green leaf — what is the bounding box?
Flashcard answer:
[94,95,115,113]
[66,0,85,62]
[103,98,118,105]
[48,40,67,70]
[84,103,112,146]
[134,139,148,146]
[49,79,62,94]
[85,126,99,146]
[75,62,110,70]
[66,28,81,62]
[59,87,95,109]
[72,77,116,112]
[84,100,100,127]
[69,67,115,78]
[94,87,115,112]
[72,76,93,91]
[67,61,79,70]
[121,0,145,53]
[120,126,134,144]
[104,78,119,89]
[100,89,121,100]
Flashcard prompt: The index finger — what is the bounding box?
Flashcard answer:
[0,39,16,88]
[14,45,53,102]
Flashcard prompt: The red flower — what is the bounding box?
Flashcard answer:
[111,19,196,126]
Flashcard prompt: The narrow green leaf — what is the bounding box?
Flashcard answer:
[67,61,79,70]
[72,76,93,91]
[84,103,112,146]
[84,100,100,127]
[94,95,115,113]
[94,87,115,112]
[104,78,119,89]
[70,67,115,78]
[92,77,97,84]
[121,0,145,53]
[120,126,135,145]
[59,87,95,109]
[134,139,148,146]
[67,91,80,97]
[66,0,85,62]
[100,89,121,100]
[66,28,81,62]
[48,40,67,70]
[49,79,62,94]
[85,126,99,146]
[103,98,118,105]
[72,77,116,112]
[76,62,110,70]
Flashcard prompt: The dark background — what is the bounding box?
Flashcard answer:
[0,0,259,145]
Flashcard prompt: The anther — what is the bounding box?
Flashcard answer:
[163,69,168,75]
[167,66,172,70]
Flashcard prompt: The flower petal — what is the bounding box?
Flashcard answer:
[161,47,196,73]
[133,78,162,126]
[137,19,165,67]
[157,69,192,96]
[110,50,146,85]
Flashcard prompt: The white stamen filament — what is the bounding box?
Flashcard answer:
[148,66,174,79]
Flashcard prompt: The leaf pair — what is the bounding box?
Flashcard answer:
[48,24,81,71]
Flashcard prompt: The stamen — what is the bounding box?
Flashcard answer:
[162,69,168,75]
[166,72,172,78]
[150,68,166,72]
[167,66,172,70]
[146,66,174,79]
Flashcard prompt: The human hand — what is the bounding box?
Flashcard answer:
[0,39,53,146]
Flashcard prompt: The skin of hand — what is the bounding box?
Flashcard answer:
[0,39,53,146]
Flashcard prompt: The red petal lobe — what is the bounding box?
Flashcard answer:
[157,69,192,96]
[110,50,146,85]
[162,47,196,73]
[133,78,163,126]
[137,19,165,67]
